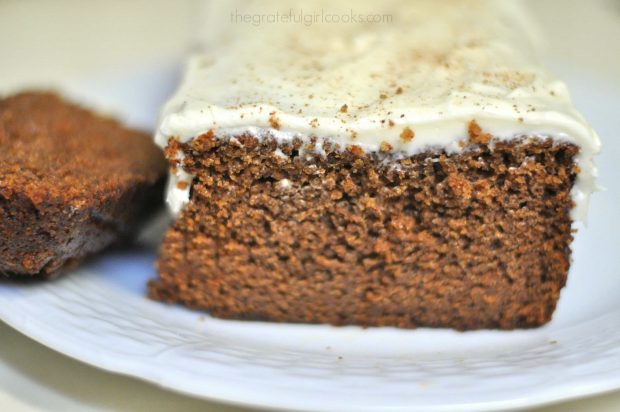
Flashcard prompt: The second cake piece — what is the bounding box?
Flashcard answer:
[0,92,167,278]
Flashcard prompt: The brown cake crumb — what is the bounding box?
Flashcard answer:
[340,104,348,113]
[150,132,578,330]
[0,92,167,278]
[380,141,393,152]
[400,127,415,141]
[468,119,492,145]
[347,145,364,156]
[268,111,280,130]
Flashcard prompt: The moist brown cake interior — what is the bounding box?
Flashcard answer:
[150,128,578,330]
[0,92,167,278]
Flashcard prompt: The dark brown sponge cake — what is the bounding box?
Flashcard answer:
[149,131,578,330]
[0,92,167,278]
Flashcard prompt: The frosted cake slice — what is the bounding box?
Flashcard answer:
[149,0,600,330]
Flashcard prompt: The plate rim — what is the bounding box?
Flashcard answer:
[2,295,620,412]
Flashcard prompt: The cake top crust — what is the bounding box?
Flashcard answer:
[0,92,166,207]
[157,0,600,221]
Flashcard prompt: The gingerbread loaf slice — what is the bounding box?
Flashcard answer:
[0,92,167,278]
[149,0,600,330]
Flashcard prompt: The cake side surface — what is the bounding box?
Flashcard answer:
[150,132,577,330]
[0,92,167,277]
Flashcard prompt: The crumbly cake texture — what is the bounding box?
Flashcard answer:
[0,92,167,278]
[150,127,578,330]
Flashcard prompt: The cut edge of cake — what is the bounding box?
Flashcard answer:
[149,0,601,330]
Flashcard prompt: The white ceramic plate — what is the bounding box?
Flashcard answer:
[1,9,620,412]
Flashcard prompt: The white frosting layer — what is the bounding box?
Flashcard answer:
[156,0,600,220]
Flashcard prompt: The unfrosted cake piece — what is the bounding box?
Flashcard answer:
[149,0,600,330]
[0,92,167,278]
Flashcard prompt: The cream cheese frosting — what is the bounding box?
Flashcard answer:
[156,0,600,220]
